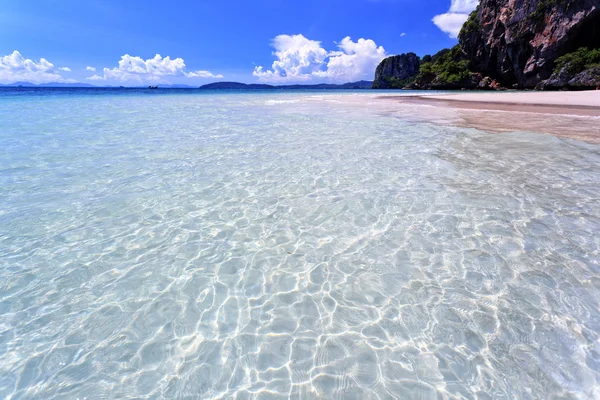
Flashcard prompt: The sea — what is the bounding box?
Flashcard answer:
[1,87,600,399]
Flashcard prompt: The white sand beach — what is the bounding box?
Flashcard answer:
[415,90,600,108]
[379,90,600,143]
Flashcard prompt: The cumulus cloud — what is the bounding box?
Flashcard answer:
[253,34,386,82]
[86,66,96,72]
[253,35,328,81]
[0,51,73,83]
[87,54,223,83]
[400,32,407,37]
[59,67,71,72]
[324,37,387,81]
[433,0,479,38]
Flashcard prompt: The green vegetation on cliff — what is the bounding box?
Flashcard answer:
[554,47,600,75]
[416,46,472,86]
[374,76,417,89]
[371,46,477,89]
[461,7,480,35]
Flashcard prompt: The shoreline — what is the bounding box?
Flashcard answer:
[377,91,600,144]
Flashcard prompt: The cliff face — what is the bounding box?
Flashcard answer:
[372,53,421,89]
[459,0,600,88]
[373,0,599,90]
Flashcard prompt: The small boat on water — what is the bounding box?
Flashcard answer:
[148,85,158,89]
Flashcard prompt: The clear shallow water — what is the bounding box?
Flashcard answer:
[1,89,600,399]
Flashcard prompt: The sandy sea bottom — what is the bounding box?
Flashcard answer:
[1,91,600,399]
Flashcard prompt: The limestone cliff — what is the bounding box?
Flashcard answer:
[459,0,600,88]
[372,53,421,89]
[373,0,600,90]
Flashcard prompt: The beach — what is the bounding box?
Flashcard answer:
[379,90,600,144]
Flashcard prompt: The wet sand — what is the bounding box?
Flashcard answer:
[378,91,600,144]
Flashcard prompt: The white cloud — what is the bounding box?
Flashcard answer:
[59,67,71,72]
[86,66,96,72]
[449,0,479,13]
[400,32,407,37]
[324,37,387,81]
[253,35,328,82]
[86,75,104,81]
[253,34,386,82]
[87,54,223,83]
[433,0,479,38]
[185,70,224,78]
[0,50,73,84]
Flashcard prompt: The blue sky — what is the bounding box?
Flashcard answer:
[0,0,478,85]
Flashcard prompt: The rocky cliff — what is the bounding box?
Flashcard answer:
[372,53,421,89]
[374,0,600,90]
[459,0,600,88]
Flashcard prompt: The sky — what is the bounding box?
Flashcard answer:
[0,0,479,86]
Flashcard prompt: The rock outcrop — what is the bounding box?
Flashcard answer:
[459,0,600,88]
[372,53,421,89]
[539,65,600,89]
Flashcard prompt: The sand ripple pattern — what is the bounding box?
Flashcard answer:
[1,91,600,399]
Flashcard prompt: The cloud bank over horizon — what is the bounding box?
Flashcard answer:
[253,34,386,82]
[1,51,223,85]
[433,0,479,38]
[0,51,74,84]
[86,54,224,83]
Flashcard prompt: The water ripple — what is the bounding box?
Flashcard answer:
[0,92,599,399]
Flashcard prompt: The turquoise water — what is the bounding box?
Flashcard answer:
[1,88,600,399]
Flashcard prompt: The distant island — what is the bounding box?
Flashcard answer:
[0,82,201,89]
[0,81,97,88]
[1,81,374,90]
[373,0,600,91]
[199,81,373,90]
